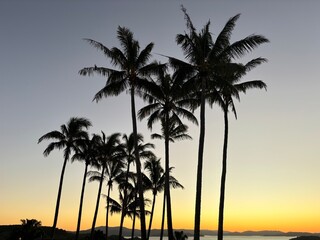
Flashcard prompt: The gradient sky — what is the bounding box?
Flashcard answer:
[1,0,319,233]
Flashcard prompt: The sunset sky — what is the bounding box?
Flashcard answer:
[1,0,319,233]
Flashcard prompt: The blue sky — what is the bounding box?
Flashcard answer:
[0,0,319,232]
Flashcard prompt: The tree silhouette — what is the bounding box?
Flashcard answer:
[38,117,91,240]
[72,134,100,240]
[211,58,267,240]
[117,133,155,239]
[170,7,269,240]
[143,157,184,240]
[88,132,123,240]
[80,26,158,240]
[138,67,196,240]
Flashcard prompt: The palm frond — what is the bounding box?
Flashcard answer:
[83,38,111,56]
[38,131,65,143]
[151,133,163,140]
[93,79,128,102]
[212,14,240,56]
[224,34,269,59]
[234,80,267,93]
[137,42,154,68]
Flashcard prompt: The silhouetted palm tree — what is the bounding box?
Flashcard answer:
[211,58,267,240]
[138,67,197,240]
[88,132,123,240]
[104,158,124,240]
[107,175,151,239]
[118,133,155,239]
[72,134,100,240]
[149,119,189,240]
[85,135,124,240]
[143,157,164,240]
[143,157,184,240]
[79,27,158,240]
[38,117,91,240]
[170,7,269,240]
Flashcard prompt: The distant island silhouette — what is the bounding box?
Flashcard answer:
[77,226,320,237]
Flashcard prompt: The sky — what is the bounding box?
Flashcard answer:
[1,0,320,234]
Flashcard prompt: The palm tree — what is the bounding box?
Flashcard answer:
[88,132,123,240]
[138,67,197,240]
[210,58,267,240]
[170,7,269,240]
[143,157,164,240]
[38,117,91,240]
[104,158,124,240]
[72,134,100,240]
[143,157,184,240]
[79,27,158,240]
[117,133,155,239]
[149,120,189,240]
[107,175,151,239]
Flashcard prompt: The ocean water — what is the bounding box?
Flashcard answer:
[149,236,292,240]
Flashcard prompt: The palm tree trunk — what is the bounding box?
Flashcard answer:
[147,193,156,240]
[75,162,89,240]
[131,211,136,240]
[106,183,112,240]
[131,193,137,240]
[130,86,147,240]
[119,163,131,239]
[194,78,206,240]
[51,156,68,240]
[90,164,106,240]
[217,108,229,240]
[160,191,165,240]
[164,116,174,240]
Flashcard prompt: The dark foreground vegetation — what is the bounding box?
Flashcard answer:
[0,220,189,240]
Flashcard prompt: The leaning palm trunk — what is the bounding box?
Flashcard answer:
[51,156,68,240]
[131,193,138,240]
[160,191,165,240]
[164,116,174,240]
[75,162,89,240]
[119,162,131,239]
[106,183,112,240]
[130,86,147,240]
[90,164,106,240]
[147,193,156,240]
[217,107,229,240]
[194,79,206,240]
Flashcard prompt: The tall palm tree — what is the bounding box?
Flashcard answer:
[118,133,155,239]
[88,132,123,240]
[143,157,184,240]
[38,117,91,240]
[138,67,197,240]
[87,137,124,240]
[210,58,267,240]
[72,134,100,240]
[170,7,269,240]
[149,119,190,240]
[79,26,158,240]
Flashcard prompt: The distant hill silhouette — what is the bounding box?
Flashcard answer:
[1,224,319,240]
[78,227,320,237]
